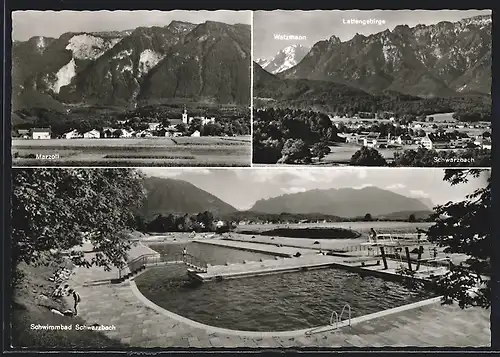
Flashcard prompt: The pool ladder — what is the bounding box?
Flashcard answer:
[305,304,351,336]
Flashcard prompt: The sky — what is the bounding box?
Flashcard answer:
[12,10,251,41]
[139,168,489,211]
[254,10,492,59]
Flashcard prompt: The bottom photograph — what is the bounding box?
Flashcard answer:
[9,167,491,349]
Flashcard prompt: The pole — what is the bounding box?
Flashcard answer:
[380,246,388,270]
[415,245,423,271]
[405,247,412,271]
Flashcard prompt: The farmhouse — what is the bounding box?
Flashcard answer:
[83,129,101,139]
[32,128,51,140]
[395,134,413,145]
[63,129,81,139]
[420,132,453,150]
[148,122,161,131]
[135,130,153,138]
[16,129,30,139]
[474,137,492,150]
[363,132,380,147]
[102,127,115,138]
[338,133,359,144]
[190,130,201,137]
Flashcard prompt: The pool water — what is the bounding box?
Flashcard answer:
[135,264,436,332]
[148,242,274,265]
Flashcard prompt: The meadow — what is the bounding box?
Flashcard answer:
[236,221,434,235]
[12,136,252,167]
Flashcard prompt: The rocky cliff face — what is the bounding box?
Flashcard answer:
[280,15,491,98]
[12,21,251,108]
[256,44,310,74]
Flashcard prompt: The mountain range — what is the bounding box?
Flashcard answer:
[140,176,434,219]
[249,186,432,217]
[256,44,310,74]
[273,15,491,98]
[140,176,237,217]
[12,21,251,109]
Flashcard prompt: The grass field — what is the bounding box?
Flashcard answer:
[313,143,399,165]
[12,136,251,167]
[236,222,434,235]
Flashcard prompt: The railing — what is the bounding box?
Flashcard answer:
[118,252,206,279]
[339,304,352,327]
[183,253,208,273]
[305,304,352,336]
[330,311,339,328]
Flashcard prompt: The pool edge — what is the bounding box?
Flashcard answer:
[129,279,443,338]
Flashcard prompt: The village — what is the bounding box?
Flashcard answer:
[332,112,492,151]
[13,108,218,140]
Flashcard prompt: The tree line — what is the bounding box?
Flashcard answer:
[253,107,342,164]
[350,146,491,167]
[255,81,491,121]
[12,105,250,137]
[134,211,235,234]
[222,211,432,224]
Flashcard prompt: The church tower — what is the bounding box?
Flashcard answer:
[182,106,188,125]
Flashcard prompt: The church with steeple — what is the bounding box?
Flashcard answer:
[182,107,189,125]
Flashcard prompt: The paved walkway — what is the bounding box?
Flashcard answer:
[195,239,317,258]
[71,259,491,347]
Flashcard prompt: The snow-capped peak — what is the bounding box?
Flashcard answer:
[259,44,311,74]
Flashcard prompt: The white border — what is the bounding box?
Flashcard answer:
[250,10,254,167]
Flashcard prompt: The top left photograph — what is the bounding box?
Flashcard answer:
[11,10,252,167]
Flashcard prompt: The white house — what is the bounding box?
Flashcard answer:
[83,129,100,139]
[201,117,216,125]
[17,129,30,139]
[164,128,180,137]
[32,128,51,140]
[474,137,492,150]
[395,134,413,145]
[115,129,133,138]
[63,129,81,139]
[190,130,201,137]
[215,220,225,228]
[148,122,161,131]
[135,130,152,138]
[363,133,380,147]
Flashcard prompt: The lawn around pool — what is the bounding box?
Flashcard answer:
[10,257,125,349]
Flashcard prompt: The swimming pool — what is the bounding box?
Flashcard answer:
[148,242,274,265]
[135,264,436,332]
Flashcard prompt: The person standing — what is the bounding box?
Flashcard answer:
[67,289,81,316]
[370,228,378,244]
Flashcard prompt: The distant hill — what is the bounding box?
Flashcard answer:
[140,176,237,217]
[249,186,430,218]
[253,62,490,117]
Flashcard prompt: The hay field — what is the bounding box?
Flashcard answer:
[12,136,251,167]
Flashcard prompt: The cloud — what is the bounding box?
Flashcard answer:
[385,183,406,190]
[280,186,307,194]
[408,189,430,198]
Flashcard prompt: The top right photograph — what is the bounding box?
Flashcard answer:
[253,10,492,167]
